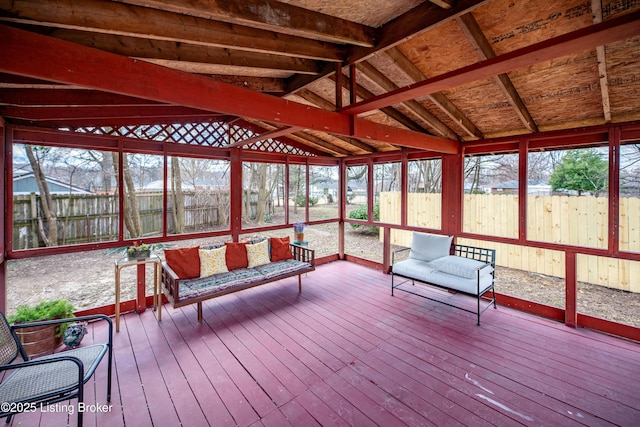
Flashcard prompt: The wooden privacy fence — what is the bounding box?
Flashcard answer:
[12,191,228,250]
[380,192,640,292]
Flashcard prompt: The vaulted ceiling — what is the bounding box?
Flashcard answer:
[1,0,639,157]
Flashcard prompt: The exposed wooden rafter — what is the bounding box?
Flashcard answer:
[0,0,344,62]
[329,75,428,133]
[343,10,640,114]
[356,61,459,141]
[346,0,487,64]
[49,29,320,75]
[288,90,378,154]
[0,24,458,154]
[116,0,376,47]
[385,47,483,139]
[456,13,538,133]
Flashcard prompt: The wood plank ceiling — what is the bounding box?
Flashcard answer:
[0,0,639,157]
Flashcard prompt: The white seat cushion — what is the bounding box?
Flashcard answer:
[392,258,437,280]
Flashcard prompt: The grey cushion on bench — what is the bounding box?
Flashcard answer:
[177,258,312,301]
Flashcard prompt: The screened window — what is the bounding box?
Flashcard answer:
[12,144,119,249]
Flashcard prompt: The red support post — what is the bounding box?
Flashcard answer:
[608,127,621,255]
[136,263,146,313]
[518,138,528,242]
[565,251,578,328]
[441,152,463,236]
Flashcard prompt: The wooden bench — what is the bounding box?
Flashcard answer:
[391,232,496,325]
[162,243,315,322]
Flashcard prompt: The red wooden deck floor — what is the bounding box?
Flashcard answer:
[9,261,640,426]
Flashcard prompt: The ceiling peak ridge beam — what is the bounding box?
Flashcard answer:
[456,13,538,133]
[0,0,344,62]
[0,25,458,154]
[115,0,376,47]
[342,9,640,115]
[386,47,482,139]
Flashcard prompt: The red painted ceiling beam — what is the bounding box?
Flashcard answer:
[0,88,166,107]
[0,105,218,121]
[0,24,458,154]
[342,9,640,115]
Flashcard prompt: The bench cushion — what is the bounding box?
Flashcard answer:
[392,258,438,279]
[393,257,493,295]
[429,255,493,279]
[179,267,262,301]
[254,259,311,280]
[409,233,452,262]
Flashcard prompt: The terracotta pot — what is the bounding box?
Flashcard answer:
[294,232,304,242]
[15,323,63,358]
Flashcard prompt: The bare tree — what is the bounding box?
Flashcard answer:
[24,145,58,246]
[113,152,142,238]
[170,156,185,233]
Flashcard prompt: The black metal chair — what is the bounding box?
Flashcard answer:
[0,312,112,426]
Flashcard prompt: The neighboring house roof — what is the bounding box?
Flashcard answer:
[13,172,92,195]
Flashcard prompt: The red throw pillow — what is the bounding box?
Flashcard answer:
[225,242,249,270]
[165,246,200,279]
[270,237,293,262]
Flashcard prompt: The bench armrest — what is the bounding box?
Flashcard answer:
[392,247,410,265]
[291,244,315,266]
[161,262,181,301]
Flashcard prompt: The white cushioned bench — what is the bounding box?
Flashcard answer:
[391,232,496,325]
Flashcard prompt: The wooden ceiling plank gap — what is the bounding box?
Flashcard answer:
[592,0,612,123]
[428,0,455,8]
[343,10,640,114]
[116,0,376,47]
[385,48,483,139]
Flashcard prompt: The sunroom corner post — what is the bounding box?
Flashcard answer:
[230,148,243,242]
[565,251,578,328]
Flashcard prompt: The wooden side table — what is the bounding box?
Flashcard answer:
[114,254,162,332]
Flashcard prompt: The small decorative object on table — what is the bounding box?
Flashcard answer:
[62,321,88,348]
[293,221,306,244]
[127,241,151,260]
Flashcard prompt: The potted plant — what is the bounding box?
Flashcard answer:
[8,299,76,358]
[293,221,306,243]
[127,241,151,260]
